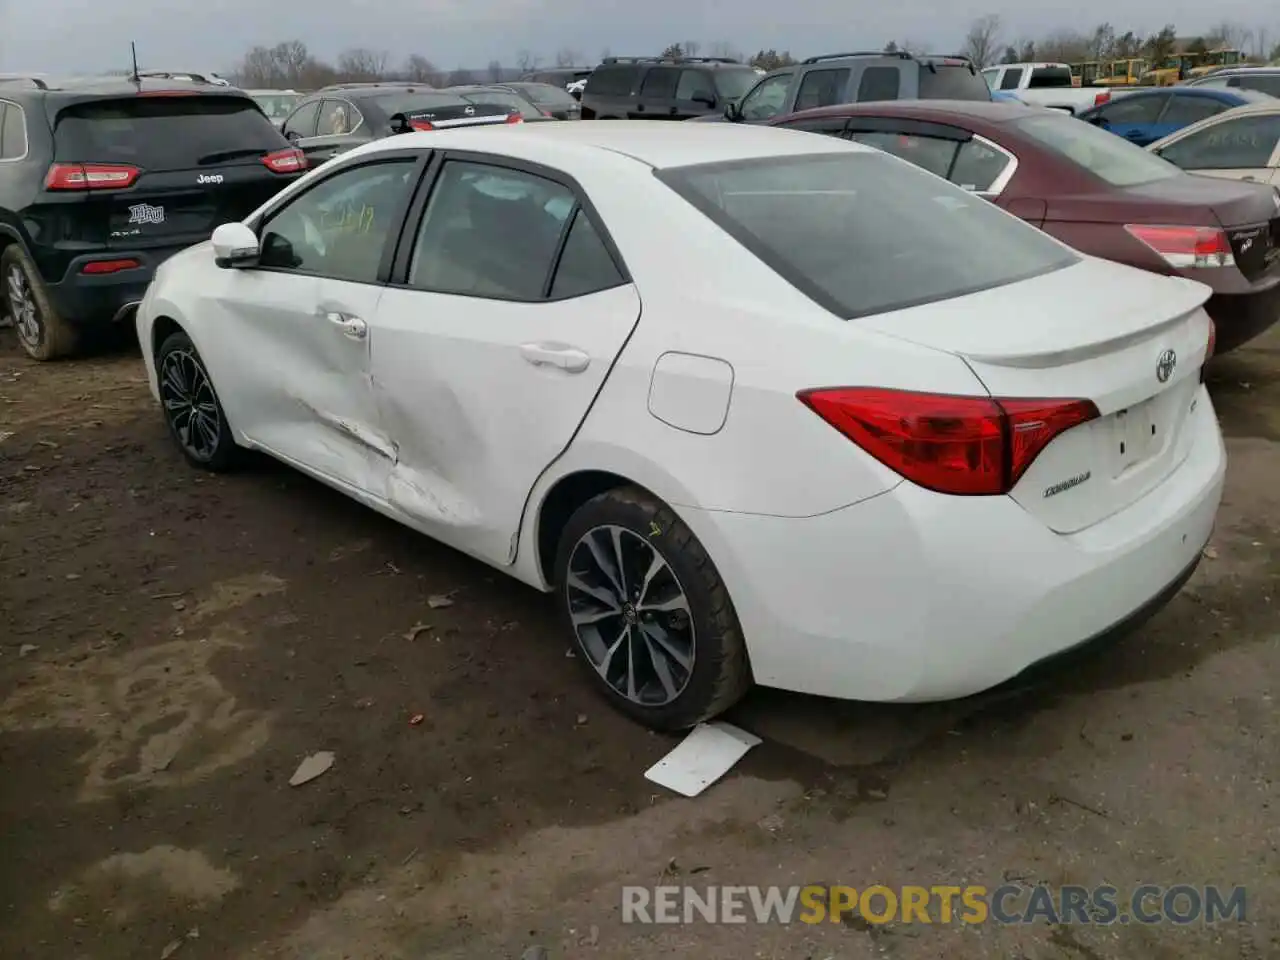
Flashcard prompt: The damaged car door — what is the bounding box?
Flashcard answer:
[208,157,420,497]
[369,157,640,565]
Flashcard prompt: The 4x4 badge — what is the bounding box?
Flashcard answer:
[127,203,165,226]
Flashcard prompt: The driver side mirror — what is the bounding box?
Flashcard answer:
[212,222,260,269]
[285,129,301,141]
[723,100,741,121]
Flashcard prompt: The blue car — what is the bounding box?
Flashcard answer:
[1077,86,1274,147]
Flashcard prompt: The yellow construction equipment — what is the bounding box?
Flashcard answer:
[1187,48,1244,79]
[1094,58,1147,86]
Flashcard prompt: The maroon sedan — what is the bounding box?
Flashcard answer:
[770,100,1280,352]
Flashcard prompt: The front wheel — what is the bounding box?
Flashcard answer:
[554,486,752,731]
[156,330,241,471]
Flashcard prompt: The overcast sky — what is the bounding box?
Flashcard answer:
[1,0,1276,75]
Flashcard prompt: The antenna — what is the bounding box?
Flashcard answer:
[130,41,140,83]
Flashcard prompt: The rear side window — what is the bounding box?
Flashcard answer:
[54,96,286,170]
[794,69,851,111]
[586,66,639,97]
[640,67,680,98]
[656,152,1076,319]
[1238,75,1280,97]
[848,131,957,177]
[1158,95,1226,127]
[549,209,625,299]
[1156,114,1280,170]
[1,102,27,160]
[917,64,992,100]
[999,68,1023,90]
[676,70,716,102]
[1027,67,1074,88]
[1013,113,1179,187]
[857,67,900,101]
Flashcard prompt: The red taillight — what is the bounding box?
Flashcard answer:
[798,387,1099,496]
[506,113,523,124]
[45,162,139,191]
[262,147,307,174]
[1124,224,1234,269]
[409,119,434,131]
[80,258,140,274]
[1094,91,1111,105]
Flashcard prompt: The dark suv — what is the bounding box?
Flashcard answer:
[699,51,992,124]
[579,57,763,120]
[0,74,305,360]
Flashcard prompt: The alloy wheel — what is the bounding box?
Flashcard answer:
[159,349,222,461]
[6,265,42,350]
[565,524,696,706]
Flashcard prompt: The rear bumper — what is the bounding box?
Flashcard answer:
[1204,278,1280,353]
[44,247,187,327]
[677,385,1226,703]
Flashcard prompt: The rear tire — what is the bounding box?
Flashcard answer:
[554,486,752,731]
[156,330,241,472]
[2,245,79,361]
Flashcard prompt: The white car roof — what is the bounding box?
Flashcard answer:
[346,119,869,171]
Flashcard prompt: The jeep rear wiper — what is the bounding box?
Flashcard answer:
[197,148,274,165]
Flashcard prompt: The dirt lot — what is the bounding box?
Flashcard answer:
[0,328,1277,960]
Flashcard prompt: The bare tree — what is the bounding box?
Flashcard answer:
[897,38,929,56]
[661,43,685,60]
[336,47,388,81]
[963,15,1001,68]
[401,54,437,84]
[706,41,743,61]
[515,50,540,74]
[446,67,476,85]
[554,48,583,67]
[1087,23,1116,61]
[1205,21,1251,51]
[683,40,701,58]
[487,59,505,82]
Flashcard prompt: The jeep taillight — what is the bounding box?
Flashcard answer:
[45,163,140,191]
[262,147,306,174]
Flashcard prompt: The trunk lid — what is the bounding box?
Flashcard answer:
[855,257,1214,533]
[1123,176,1280,282]
[52,94,299,251]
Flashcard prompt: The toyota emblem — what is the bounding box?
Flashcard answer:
[464,105,475,115]
[1156,348,1176,383]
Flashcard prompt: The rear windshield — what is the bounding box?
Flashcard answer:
[373,92,470,116]
[1012,113,1180,187]
[917,63,992,100]
[714,69,761,100]
[517,84,577,107]
[656,151,1076,319]
[54,95,287,169]
[455,90,541,118]
[1028,67,1074,88]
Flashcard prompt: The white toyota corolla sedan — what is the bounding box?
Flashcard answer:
[137,121,1225,731]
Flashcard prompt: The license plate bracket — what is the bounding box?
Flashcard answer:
[1112,399,1159,477]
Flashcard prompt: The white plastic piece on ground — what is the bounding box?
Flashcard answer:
[644,721,762,797]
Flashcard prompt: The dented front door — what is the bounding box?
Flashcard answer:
[212,271,389,496]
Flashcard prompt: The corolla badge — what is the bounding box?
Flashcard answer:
[1156,348,1177,383]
